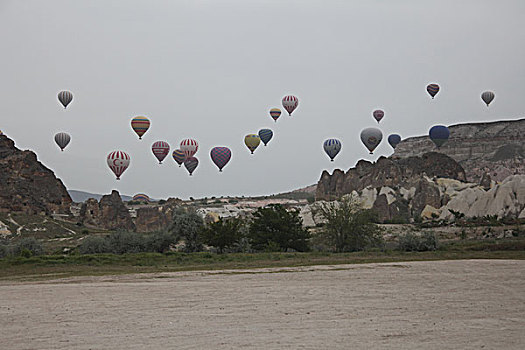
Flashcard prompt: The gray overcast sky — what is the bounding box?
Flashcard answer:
[1,0,524,199]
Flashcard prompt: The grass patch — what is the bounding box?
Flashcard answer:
[1,238,524,281]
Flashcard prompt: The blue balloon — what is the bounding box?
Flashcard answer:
[323,139,342,161]
[429,125,450,148]
[387,134,401,149]
[258,129,273,146]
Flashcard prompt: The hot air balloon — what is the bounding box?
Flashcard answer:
[372,110,384,123]
[152,141,170,164]
[54,132,71,151]
[258,129,273,146]
[282,95,299,116]
[172,149,186,167]
[323,139,342,161]
[107,151,130,180]
[360,128,383,154]
[244,134,261,154]
[0,130,3,135]
[132,194,150,202]
[180,139,199,158]
[131,116,150,140]
[429,125,450,148]
[387,134,401,150]
[210,147,232,172]
[426,84,440,99]
[184,157,199,176]
[57,91,73,109]
[481,91,495,106]
[269,108,281,122]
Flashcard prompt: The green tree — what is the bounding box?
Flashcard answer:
[169,207,204,252]
[313,197,383,252]
[248,204,310,252]
[201,217,244,253]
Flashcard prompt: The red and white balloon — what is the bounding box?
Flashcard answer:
[180,139,199,158]
[107,151,130,180]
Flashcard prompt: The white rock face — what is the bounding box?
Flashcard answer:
[0,220,11,236]
[440,175,525,220]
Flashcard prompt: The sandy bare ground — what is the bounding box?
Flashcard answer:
[1,260,524,349]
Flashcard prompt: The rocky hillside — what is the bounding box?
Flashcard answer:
[316,152,466,201]
[393,118,525,182]
[0,135,71,215]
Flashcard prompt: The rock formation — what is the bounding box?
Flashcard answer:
[134,198,181,233]
[393,118,525,182]
[0,135,71,215]
[79,190,135,230]
[316,152,466,201]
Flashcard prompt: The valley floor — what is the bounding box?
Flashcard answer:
[1,260,524,349]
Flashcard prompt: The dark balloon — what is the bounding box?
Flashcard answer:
[372,110,384,123]
[387,134,401,149]
[184,157,199,176]
[54,132,71,151]
[258,129,273,146]
[426,84,440,99]
[481,91,495,106]
[360,128,383,154]
[323,139,342,161]
[429,125,450,148]
[58,91,73,109]
[210,147,232,172]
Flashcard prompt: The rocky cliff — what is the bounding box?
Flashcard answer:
[0,135,72,215]
[316,152,466,201]
[79,190,135,230]
[393,118,525,182]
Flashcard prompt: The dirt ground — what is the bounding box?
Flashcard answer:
[1,260,524,349]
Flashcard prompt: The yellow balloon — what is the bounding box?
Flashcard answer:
[244,134,261,154]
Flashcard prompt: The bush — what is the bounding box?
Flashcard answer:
[248,204,310,252]
[78,231,177,255]
[312,197,383,252]
[398,232,438,252]
[11,238,44,257]
[169,208,204,252]
[201,217,244,253]
[0,241,9,258]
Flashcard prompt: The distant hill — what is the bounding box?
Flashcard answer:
[68,190,133,203]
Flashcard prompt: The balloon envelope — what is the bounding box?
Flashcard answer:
[426,84,440,99]
[210,147,232,172]
[152,141,170,164]
[323,139,342,161]
[481,91,495,106]
[107,151,130,180]
[372,110,384,123]
[58,91,73,109]
[360,128,383,154]
[184,157,199,176]
[180,139,199,158]
[172,149,186,167]
[387,134,402,149]
[244,134,261,154]
[269,108,281,122]
[131,116,150,139]
[429,125,450,148]
[54,132,71,151]
[282,95,299,116]
[132,194,150,202]
[258,129,273,146]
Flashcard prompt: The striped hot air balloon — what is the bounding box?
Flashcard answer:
[372,110,384,123]
[184,157,199,176]
[151,141,170,164]
[54,132,71,151]
[282,95,299,116]
[131,116,150,139]
[429,125,450,148]
[132,194,150,202]
[172,149,186,167]
[360,128,383,154]
[107,151,130,180]
[244,134,261,154]
[426,84,440,99]
[180,139,199,158]
[210,147,232,172]
[387,134,402,149]
[269,108,281,122]
[58,91,73,109]
[258,129,273,146]
[481,91,495,107]
[323,139,342,161]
